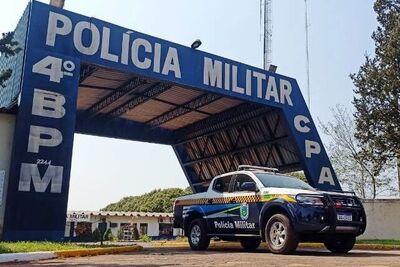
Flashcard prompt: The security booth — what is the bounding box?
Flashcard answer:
[0,1,341,241]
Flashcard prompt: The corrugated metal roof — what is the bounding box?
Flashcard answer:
[156,86,203,105]
[176,107,301,189]
[197,98,241,114]
[77,65,304,192]
[121,99,175,122]
[161,111,209,130]
[77,87,110,110]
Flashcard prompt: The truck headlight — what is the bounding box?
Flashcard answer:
[296,195,324,206]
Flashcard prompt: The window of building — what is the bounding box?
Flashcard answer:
[75,222,92,238]
[109,222,118,228]
[140,223,148,235]
[159,223,173,236]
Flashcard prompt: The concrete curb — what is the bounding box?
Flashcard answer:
[152,241,400,251]
[0,251,56,263]
[0,245,143,263]
[55,245,143,258]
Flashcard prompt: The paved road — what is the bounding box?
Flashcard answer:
[5,247,400,267]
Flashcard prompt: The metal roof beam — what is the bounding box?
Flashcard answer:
[175,106,276,145]
[150,98,213,117]
[182,135,288,167]
[110,82,171,117]
[88,77,146,114]
[79,84,116,91]
[79,64,98,83]
[262,115,287,166]
[146,93,221,128]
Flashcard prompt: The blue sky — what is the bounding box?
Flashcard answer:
[1,0,377,210]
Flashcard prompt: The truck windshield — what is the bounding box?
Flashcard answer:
[255,173,315,190]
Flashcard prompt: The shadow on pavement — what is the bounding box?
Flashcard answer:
[3,247,400,266]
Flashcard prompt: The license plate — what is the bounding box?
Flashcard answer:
[337,213,352,221]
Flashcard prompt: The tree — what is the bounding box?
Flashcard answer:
[0,32,21,87]
[102,187,192,212]
[350,0,400,192]
[287,171,307,182]
[320,105,397,198]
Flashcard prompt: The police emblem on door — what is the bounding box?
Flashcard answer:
[240,203,249,220]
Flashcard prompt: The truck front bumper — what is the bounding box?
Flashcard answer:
[289,193,366,236]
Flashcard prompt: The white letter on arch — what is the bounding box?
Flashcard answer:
[131,38,152,69]
[305,139,321,158]
[162,47,181,78]
[46,11,72,47]
[27,126,63,154]
[294,115,311,133]
[203,57,222,88]
[18,163,63,193]
[73,21,100,55]
[32,89,66,119]
[318,167,335,185]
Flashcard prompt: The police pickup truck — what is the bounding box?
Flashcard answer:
[173,165,366,254]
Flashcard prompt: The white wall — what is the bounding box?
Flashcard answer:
[359,199,400,240]
[0,113,15,237]
[90,215,167,237]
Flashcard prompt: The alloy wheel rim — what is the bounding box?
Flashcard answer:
[269,221,286,249]
[190,225,201,245]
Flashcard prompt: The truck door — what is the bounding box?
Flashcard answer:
[231,174,261,235]
[205,175,237,235]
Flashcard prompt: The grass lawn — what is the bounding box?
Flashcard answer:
[0,242,113,254]
[356,239,400,246]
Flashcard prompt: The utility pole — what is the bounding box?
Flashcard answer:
[304,0,311,108]
[263,0,272,70]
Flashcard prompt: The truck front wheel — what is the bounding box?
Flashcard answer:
[265,213,299,254]
[188,219,210,250]
[324,235,356,254]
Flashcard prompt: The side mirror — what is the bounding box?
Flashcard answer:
[240,182,258,192]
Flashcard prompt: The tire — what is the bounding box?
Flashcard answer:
[188,219,210,250]
[265,213,299,254]
[240,238,261,250]
[324,235,356,254]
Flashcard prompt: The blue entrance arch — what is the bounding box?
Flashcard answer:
[0,1,341,241]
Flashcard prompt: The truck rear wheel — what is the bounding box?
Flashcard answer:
[265,213,299,254]
[240,238,261,250]
[188,219,210,250]
[324,235,356,254]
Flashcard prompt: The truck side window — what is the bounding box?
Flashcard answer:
[213,176,232,193]
[233,174,255,192]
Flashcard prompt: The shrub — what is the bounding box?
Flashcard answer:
[92,228,101,242]
[117,228,124,241]
[104,228,114,241]
[139,234,151,242]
